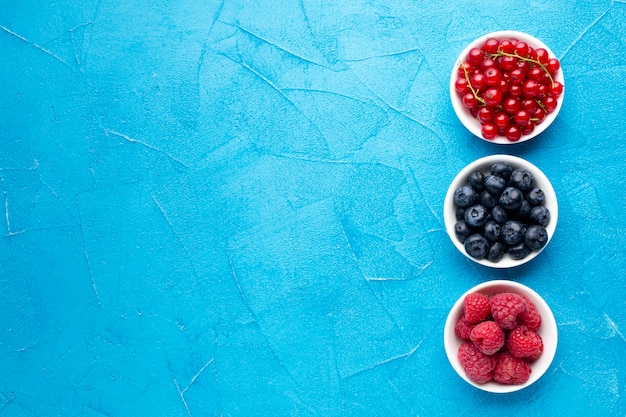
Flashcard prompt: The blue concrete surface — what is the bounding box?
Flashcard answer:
[1,1,625,416]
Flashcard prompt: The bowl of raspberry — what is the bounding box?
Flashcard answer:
[443,280,558,393]
[450,30,564,144]
[444,154,558,268]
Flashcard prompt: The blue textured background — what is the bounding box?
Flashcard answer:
[1,1,625,416]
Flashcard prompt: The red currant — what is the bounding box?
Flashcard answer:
[522,79,539,98]
[543,96,558,112]
[499,39,515,54]
[498,56,517,71]
[514,109,531,127]
[527,67,545,82]
[494,112,510,130]
[535,48,549,65]
[531,107,547,124]
[483,38,500,54]
[521,98,538,113]
[483,88,503,106]
[549,81,564,97]
[471,73,486,90]
[509,68,526,85]
[514,41,529,58]
[481,122,498,140]
[505,124,522,142]
[484,67,502,86]
[547,58,560,74]
[522,121,535,135]
[467,47,484,66]
[455,77,470,94]
[503,97,521,114]
[462,92,478,108]
[509,84,523,98]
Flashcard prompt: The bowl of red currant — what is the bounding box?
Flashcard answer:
[450,31,564,144]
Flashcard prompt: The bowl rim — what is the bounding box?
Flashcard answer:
[443,154,558,268]
[449,30,565,144]
[443,279,558,393]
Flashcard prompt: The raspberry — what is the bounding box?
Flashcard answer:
[463,292,491,323]
[454,315,475,341]
[470,321,505,355]
[507,325,544,359]
[490,292,527,330]
[493,352,531,384]
[457,341,497,384]
[518,295,542,331]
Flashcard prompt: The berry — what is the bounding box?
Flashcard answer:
[529,205,551,227]
[455,315,476,341]
[493,352,531,384]
[526,187,545,206]
[501,220,525,245]
[458,342,497,384]
[463,292,491,323]
[525,224,548,250]
[468,171,485,191]
[470,321,505,355]
[487,241,506,262]
[454,220,471,243]
[507,326,544,359]
[454,185,479,208]
[455,37,562,140]
[499,187,523,211]
[464,204,489,228]
[484,175,506,195]
[519,295,542,331]
[490,292,527,330]
[490,162,513,181]
[508,242,531,260]
[483,221,501,242]
[479,190,498,209]
[508,169,534,191]
[491,205,508,224]
[464,234,490,259]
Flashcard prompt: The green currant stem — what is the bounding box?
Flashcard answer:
[487,50,555,87]
[461,62,486,106]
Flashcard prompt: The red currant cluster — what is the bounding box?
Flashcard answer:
[454,37,563,142]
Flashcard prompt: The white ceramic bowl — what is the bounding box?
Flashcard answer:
[444,280,558,393]
[450,30,565,144]
[443,154,558,268]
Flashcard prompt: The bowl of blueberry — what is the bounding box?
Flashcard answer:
[450,30,564,143]
[444,154,558,268]
[443,280,558,393]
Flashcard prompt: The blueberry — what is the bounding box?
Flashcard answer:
[479,191,498,209]
[468,171,485,192]
[491,162,513,181]
[487,241,506,262]
[508,242,531,260]
[529,206,551,227]
[508,168,534,191]
[455,207,466,221]
[501,220,525,245]
[491,205,509,224]
[464,204,489,228]
[526,187,545,206]
[454,220,472,243]
[484,221,501,242]
[484,175,507,195]
[525,224,548,250]
[464,234,490,259]
[499,187,523,211]
[516,199,532,220]
[454,185,479,208]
